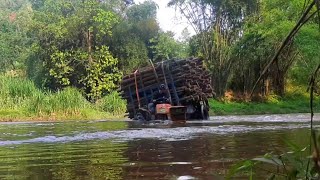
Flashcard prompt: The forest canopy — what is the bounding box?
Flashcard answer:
[0,0,319,101]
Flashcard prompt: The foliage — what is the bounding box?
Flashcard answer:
[27,87,91,115]
[125,0,159,43]
[0,75,126,120]
[291,24,320,85]
[169,0,258,97]
[74,46,122,100]
[0,75,40,109]
[127,0,157,22]
[28,0,122,100]
[0,0,319,121]
[150,32,189,61]
[109,0,160,73]
[226,135,320,179]
[110,23,149,73]
[96,91,127,116]
[208,87,319,115]
[0,0,32,72]
[188,34,202,57]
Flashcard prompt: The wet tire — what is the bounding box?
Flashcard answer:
[135,112,145,121]
[201,104,209,120]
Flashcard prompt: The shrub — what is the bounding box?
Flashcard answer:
[27,87,90,115]
[0,75,40,109]
[96,92,126,116]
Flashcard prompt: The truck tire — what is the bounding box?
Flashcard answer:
[201,104,209,120]
[135,112,145,121]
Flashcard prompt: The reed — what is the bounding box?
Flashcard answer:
[209,88,318,115]
[96,91,127,116]
[26,87,91,115]
[0,75,40,109]
[0,75,126,120]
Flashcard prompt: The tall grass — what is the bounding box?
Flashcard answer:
[209,88,319,115]
[26,87,91,115]
[96,91,126,116]
[0,75,126,120]
[0,76,40,109]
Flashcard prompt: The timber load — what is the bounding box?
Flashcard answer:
[120,57,214,119]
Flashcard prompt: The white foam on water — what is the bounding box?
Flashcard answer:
[0,123,316,146]
[208,113,320,123]
[177,175,197,180]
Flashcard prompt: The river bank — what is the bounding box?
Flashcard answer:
[1,94,319,122]
[0,76,126,122]
[1,76,318,122]
[209,93,319,115]
[1,98,318,122]
[0,110,124,122]
[0,114,318,179]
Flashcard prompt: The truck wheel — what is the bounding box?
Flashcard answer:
[135,112,145,121]
[201,104,209,120]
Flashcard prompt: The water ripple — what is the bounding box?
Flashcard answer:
[0,123,316,146]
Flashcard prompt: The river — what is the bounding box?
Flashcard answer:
[0,113,319,179]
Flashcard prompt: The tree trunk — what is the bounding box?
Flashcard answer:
[87,30,93,63]
[211,67,230,98]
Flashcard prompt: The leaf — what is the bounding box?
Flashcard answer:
[283,138,303,152]
[252,157,282,166]
[226,160,255,179]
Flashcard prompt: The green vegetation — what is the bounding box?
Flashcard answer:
[0,75,126,121]
[96,91,127,116]
[169,0,320,98]
[209,88,319,115]
[0,0,319,122]
[0,0,320,178]
[227,143,311,179]
[210,97,315,116]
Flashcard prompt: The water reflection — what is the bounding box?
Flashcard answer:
[0,141,128,179]
[0,114,317,179]
[121,129,310,179]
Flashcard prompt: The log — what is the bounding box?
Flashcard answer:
[120,58,214,118]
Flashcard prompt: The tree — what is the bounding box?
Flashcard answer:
[169,0,258,97]
[0,0,32,73]
[28,0,122,101]
[110,24,149,73]
[231,0,320,96]
[126,0,160,58]
[150,32,188,61]
[107,0,160,73]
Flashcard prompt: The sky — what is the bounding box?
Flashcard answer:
[134,0,195,39]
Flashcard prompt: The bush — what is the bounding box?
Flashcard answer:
[0,75,126,120]
[0,75,41,109]
[96,92,126,116]
[27,87,90,115]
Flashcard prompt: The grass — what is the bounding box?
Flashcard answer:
[96,91,127,116]
[0,75,126,122]
[1,75,318,121]
[209,87,319,115]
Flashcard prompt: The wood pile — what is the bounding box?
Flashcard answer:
[120,58,214,119]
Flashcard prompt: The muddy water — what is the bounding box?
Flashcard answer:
[0,113,319,179]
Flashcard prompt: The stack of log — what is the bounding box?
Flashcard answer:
[120,57,214,119]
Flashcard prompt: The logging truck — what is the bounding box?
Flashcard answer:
[120,58,214,121]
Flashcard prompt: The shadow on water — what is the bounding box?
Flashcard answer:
[0,114,318,179]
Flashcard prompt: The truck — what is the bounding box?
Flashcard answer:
[119,58,214,121]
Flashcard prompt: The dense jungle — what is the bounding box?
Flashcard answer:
[1,0,320,179]
[0,0,319,119]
